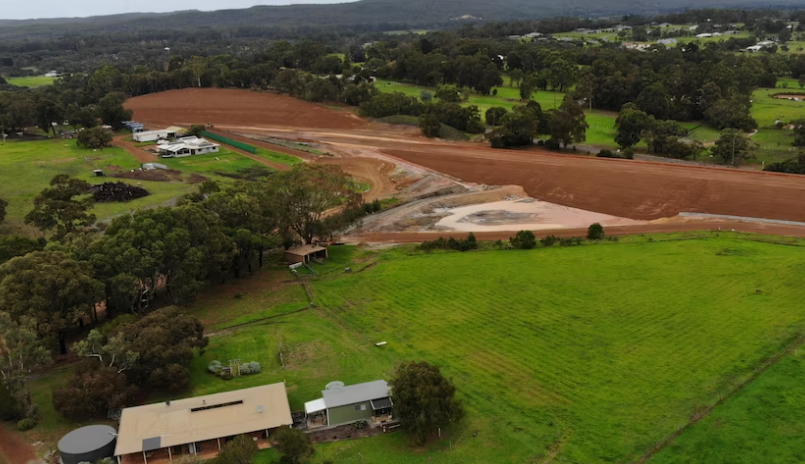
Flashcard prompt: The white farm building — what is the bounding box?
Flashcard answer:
[157,136,220,158]
[132,127,184,142]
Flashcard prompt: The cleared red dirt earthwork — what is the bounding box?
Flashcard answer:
[126,88,367,131]
[381,146,805,223]
[126,88,805,229]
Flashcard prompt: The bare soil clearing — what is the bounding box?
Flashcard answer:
[125,88,805,235]
[434,199,644,232]
[382,146,805,223]
[126,88,367,131]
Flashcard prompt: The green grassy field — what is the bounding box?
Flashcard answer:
[0,139,277,235]
[750,87,805,128]
[3,75,56,88]
[253,148,304,166]
[132,234,805,464]
[0,139,194,231]
[158,147,270,175]
[651,344,805,463]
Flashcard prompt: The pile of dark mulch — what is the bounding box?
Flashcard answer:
[89,182,150,203]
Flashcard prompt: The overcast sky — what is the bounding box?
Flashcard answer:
[4,0,349,20]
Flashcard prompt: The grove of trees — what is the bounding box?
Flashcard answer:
[0,161,368,425]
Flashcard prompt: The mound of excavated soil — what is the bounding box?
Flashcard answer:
[126,88,367,131]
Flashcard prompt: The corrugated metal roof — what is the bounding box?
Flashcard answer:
[114,383,292,456]
[322,380,389,409]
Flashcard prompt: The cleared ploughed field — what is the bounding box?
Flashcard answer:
[383,146,805,222]
[126,88,367,130]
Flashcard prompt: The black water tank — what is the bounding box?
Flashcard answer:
[58,425,117,464]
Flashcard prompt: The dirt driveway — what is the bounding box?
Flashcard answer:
[113,135,156,163]
[0,422,39,464]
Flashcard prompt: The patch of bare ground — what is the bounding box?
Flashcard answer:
[111,169,183,182]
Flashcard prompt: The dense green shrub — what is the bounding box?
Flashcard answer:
[208,360,223,374]
[541,235,559,247]
[419,233,478,252]
[587,223,605,240]
[559,237,584,246]
[419,114,442,138]
[544,138,561,150]
[510,230,537,249]
[16,418,37,431]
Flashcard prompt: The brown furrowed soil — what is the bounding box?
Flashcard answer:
[126,88,367,131]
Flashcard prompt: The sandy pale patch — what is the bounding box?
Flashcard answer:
[434,199,647,232]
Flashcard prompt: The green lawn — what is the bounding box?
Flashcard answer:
[651,344,805,464]
[0,139,196,228]
[253,148,304,166]
[4,75,56,88]
[374,78,565,115]
[750,129,798,165]
[750,87,805,128]
[158,148,271,175]
[584,110,618,147]
[172,234,805,463]
[0,139,270,234]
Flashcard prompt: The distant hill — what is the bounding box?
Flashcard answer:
[0,0,801,39]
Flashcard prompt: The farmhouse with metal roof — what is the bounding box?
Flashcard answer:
[304,380,393,429]
[114,383,292,464]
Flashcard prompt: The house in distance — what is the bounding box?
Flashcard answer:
[304,380,393,429]
[157,136,220,158]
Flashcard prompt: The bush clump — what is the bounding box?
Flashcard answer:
[587,223,605,240]
[419,233,478,252]
[541,235,559,247]
[16,418,38,431]
[239,362,262,375]
[207,360,223,374]
[509,230,537,249]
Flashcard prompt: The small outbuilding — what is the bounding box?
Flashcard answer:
[284,245,328,265]
[304,380,393,429]
[59,424,117,464]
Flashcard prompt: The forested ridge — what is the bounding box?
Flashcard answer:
[1,0,804,40]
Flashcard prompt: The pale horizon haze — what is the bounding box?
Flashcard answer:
[3,0,351,21]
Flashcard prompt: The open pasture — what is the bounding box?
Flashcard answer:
[180,236,805,463]
[3,75,55,88]
[0,138,272,234]
[651,341,805,463]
